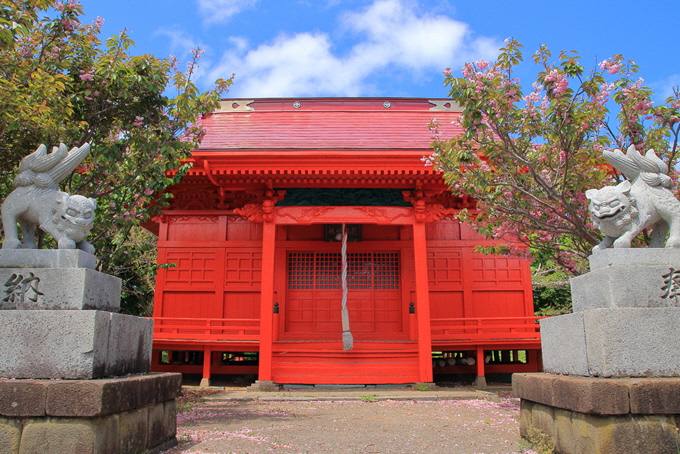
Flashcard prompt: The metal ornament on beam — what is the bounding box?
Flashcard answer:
[324,224,362,242]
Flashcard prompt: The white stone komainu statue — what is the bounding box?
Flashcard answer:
[1,143,96,253]
[586,145,680,252]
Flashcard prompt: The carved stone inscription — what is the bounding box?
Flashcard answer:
[661,267,680,300]
[3,272,43,304]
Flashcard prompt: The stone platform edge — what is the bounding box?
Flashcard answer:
[512,372,680,415]
[0,372,182,418]
[0,249,96,269]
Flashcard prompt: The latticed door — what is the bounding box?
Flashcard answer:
[284,251,404,340]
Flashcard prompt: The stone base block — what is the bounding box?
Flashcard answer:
[541,307,680,377]
[0,267,120,311]
[0,373,181,454]
[588,248,680,271]
[514,373,680,454]
[473,376,487,387]
[0,311,153,379]
[0,249,96,270]
[572,249,680,311]
[246,380,280,392]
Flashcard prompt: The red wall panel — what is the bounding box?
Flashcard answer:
[228,217,263,241]
[222,291,260,322]
[426,249,463,289]
[161,291,219,319]
[425,218,461,240]
[467,290,527,319]
[163,250,218,291]
[166,215,225,242]
[428,290,465,319]
[224,250,262,288]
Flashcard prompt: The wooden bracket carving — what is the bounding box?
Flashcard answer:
[233,190,285,222]
[403,190,458,223]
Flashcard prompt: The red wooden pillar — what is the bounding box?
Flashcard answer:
[412,221,433,383]
[152,216,169,319]
[408,310,417,341]
[258,218,276,382]
[151,350,161,367]
[528,349,543,372]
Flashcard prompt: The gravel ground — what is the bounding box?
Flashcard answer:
[162,389,533,454]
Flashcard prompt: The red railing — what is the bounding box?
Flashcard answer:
[151,315,546,344]
[152,317,260,341]
[430,316,546,342]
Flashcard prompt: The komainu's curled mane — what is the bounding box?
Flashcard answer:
[587,145,680,252]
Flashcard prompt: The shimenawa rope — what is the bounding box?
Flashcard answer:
[340,224,353,350]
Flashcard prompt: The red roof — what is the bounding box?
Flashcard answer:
[182,98,464,191]
[198,97,463,152]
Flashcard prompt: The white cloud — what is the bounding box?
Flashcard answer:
[652,74,680,102]
[155,27,203,56]
[197,0,258,25]
[205,0,501,97]
[343,0,467,70]
[211,32,369,97]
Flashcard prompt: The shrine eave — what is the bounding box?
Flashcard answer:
[184,151,445,189]
[179,173,447,188]
[189,150,437,172]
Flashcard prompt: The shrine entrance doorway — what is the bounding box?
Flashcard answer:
[269,239,419,384]
[282,249,405,342]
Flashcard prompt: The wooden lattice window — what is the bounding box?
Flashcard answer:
[371,252,399,290]
[287,253,315,289]
[287,252,399,290]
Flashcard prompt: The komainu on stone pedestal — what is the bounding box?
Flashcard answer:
[0,144,180,453]
[586,145,680,253]
[1,143,95,253]
[586,145,680,252]
[517,146,680,454]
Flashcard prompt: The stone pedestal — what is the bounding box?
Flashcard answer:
[541,249,680,379]
[0,311,153,379]
[0,249,97,270]
[0,250,178,454]
[515,249,680,453]
[0,250,120,311]
[0,268,121,311]
[571,248,680,311]
[514,373,680,454]
[541,307,680,377]
[0,373,181,454]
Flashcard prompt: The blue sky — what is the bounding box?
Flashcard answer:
[81,0,680,102]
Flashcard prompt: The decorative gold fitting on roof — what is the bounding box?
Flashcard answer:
[428,100,461,111]
[216,100,255,112]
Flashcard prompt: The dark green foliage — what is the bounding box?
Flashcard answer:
[533,282,572,316]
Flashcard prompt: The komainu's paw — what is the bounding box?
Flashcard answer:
[78,241,95,255]
[1,239,22,249]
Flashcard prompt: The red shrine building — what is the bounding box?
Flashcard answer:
[147,98,542,387]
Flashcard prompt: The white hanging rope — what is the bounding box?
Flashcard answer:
[340,224,353,350]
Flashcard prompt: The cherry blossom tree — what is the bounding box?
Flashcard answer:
[0,1,233,314]
[427,38,680,273]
